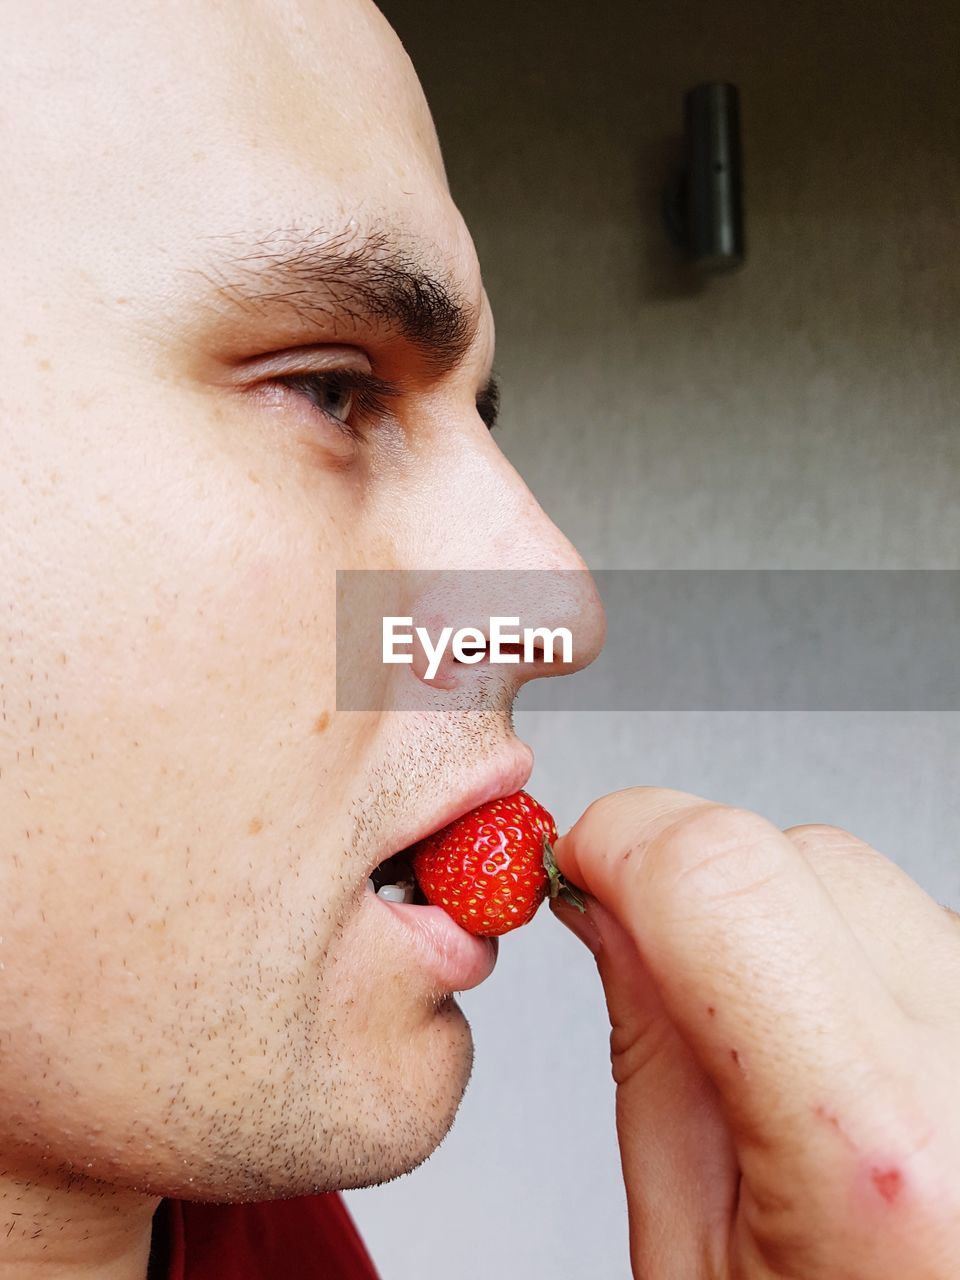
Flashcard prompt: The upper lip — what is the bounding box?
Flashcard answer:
[365,741,534,878]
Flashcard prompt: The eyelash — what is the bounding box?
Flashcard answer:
[277,369,395,442]
[476,382,500,431]
[276,369,501,438]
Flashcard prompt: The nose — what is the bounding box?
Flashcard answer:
[398,427,607,699]
[400,565,605,696]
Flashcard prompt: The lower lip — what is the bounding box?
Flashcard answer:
[365,893,498,990]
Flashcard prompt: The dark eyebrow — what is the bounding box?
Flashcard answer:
[197,225,479,374]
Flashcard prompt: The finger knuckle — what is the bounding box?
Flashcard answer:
[784,822,868,852]
[647,805,783,904]
[661,803,773,861]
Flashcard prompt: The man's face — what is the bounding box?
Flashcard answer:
[0,0,601,1205]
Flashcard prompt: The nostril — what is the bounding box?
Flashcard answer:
[452,640,488,664]
[449,638,555,666]
[495,641,528,662]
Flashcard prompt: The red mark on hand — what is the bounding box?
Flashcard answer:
[812,1103,855,1150]
[814,1100,860,1152]
[814,1104,840,1131]
[813,1106,905,1206]
[871,1166,903,1205]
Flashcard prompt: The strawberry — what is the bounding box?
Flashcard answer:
[410,790,585,938]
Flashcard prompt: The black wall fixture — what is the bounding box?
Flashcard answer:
[663,83,745,272]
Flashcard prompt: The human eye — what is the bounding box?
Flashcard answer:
[275,368,395,442]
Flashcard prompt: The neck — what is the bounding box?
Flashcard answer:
[0,1165,160,1280]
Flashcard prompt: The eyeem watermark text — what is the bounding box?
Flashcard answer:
[383,616,574,681]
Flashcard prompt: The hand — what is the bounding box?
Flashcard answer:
[551,787,960,1279]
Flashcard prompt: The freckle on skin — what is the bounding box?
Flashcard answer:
[248,816,263,835]
[707,1005,716,1017]
[314,712,330,734]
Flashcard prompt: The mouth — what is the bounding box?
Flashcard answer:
[359,747,533,991]
[363,746,534,890]
[368,848,424,905]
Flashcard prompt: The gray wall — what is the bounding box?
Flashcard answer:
[346,2,960,1276]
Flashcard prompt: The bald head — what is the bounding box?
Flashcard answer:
[1,0,477,351]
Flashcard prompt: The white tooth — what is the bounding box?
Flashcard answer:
[377,884,406,903]
[366,878,376,894]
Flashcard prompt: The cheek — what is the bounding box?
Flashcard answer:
[0,394,383,1023]
[3,387,359,803]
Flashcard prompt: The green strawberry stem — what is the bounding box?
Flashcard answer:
[542,836,586,913]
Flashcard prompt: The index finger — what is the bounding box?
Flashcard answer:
[553,787,908,1152]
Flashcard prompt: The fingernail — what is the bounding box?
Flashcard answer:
[551,897,602,955]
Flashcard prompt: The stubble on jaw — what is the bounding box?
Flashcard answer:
[158,696,511,1200]
[7,690,514,1209]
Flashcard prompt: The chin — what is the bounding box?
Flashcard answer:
[334,996,476,1192]
[146,998,478,1203]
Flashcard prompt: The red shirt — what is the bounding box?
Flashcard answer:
[148,1194,380,1279]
